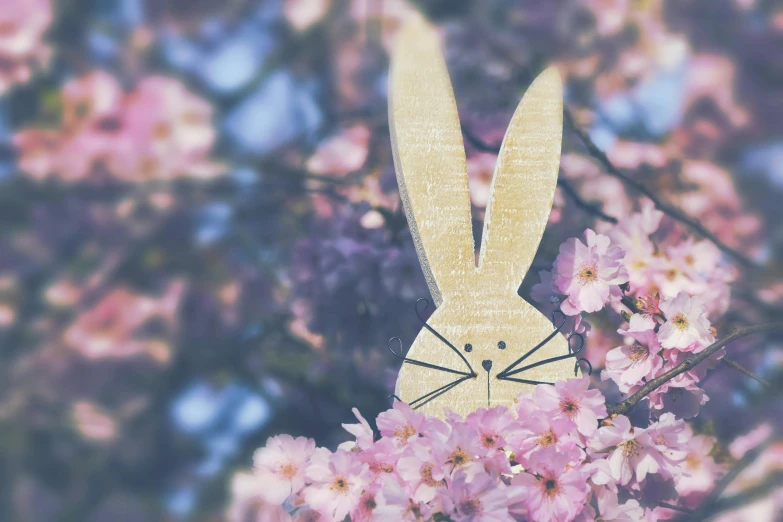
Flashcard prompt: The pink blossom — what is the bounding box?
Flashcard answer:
[63,283,183,363]
[608,201,663,292]
[227,472,293,522]
[464,406,518,456]
[594,493,645,521]
[397,442,447,503]
[254,434,316,505]
[304,449,370,520]
[658,292,715,350]
[61,71,124,130]
[603,328,663,391]
[535,377,607,437]
[589,415,661,485]
[376,401,428,445]
[351,484,405,522]
[433,424,485,478]
[441,471,511,522]
[114,76,222,181]
[356,437,400,478]
[0,0,52,94]
[381,478,433,521]
[552,229,629,315]
[507,412,581,464]
[14,72,222,182]
[646,413,688,477]
[676,429,723,496]
[513,450,589,522]
[531,270,592,335]
[341,407,375,450]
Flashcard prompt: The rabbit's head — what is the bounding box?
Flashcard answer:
[389,16,580,419]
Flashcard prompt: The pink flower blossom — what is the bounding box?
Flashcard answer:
[658,292,715,350]
[376,401,428,445]
[553,229,629,315]
[603,328,663,391]
[227,472,293,522]
[304,449,370,520]
[433,424,485,478]
[342,407,375,450]
[63,283,183,363]
[590,415,661,485]
[14,72,223,182]
[676,429,723,496]
[608,201,663,292]
[351,484,405,522]
[441,471,511,522]
[531,270,592,335]
[513,450,589,522]
[507,412,581,464]
[113,76,222,181]
[0,0,52,94]
[646,413,688,477]
[535,377,607,438]
[397,442,447,503]
[464,406,518,456]
[254,434,316,505]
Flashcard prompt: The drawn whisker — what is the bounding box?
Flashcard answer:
[499,352,576,378]
[409,374,473,410]
[497,309,567,377]
[389,337,473,377]
[496,375,554,386]
[574,357,592,376]
[416,298,476,375]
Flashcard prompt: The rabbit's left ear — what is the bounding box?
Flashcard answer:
[477,68,563,293]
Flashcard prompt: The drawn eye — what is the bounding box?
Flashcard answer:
[464,343,473,353]
[497,341,506,350]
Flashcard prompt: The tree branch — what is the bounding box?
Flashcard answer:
[557,178,618,224]
[562,109,760,271]
[462,125,618,224]
[607,323,783,416]
[721,358,771,388]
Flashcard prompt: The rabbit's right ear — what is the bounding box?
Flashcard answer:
[389,16,475,307]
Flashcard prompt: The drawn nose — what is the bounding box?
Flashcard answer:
[482,360,493,372]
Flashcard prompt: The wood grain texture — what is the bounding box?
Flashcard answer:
[389,15,576,420]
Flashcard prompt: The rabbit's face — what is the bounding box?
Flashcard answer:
[389,16,574,419]
[395,293,575,419]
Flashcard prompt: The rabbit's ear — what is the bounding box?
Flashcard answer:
[389,16,475,306]
[477,68,563,294]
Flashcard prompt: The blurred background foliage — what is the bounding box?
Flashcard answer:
[0,0,782,520]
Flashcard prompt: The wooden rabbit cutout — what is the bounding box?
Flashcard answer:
[389,16,579,419]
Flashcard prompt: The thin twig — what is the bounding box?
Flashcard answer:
[563,109,759,271]
[620,295,771,387]
[607,323,783,416]
[462,125,619,224]
[557,178,618,224]
[708,469,783,517]
[721,358,771,388]
[657,502,693,514]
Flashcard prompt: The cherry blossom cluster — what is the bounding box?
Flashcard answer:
[14,71,223,182]
[242,377,723,522]
[0,0,52,95]
[531,202,735,418]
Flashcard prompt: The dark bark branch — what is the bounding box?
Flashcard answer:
[462,126,618,224]
[557,178,618,224]
[562,109,760,271]
[607,323,783,416]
